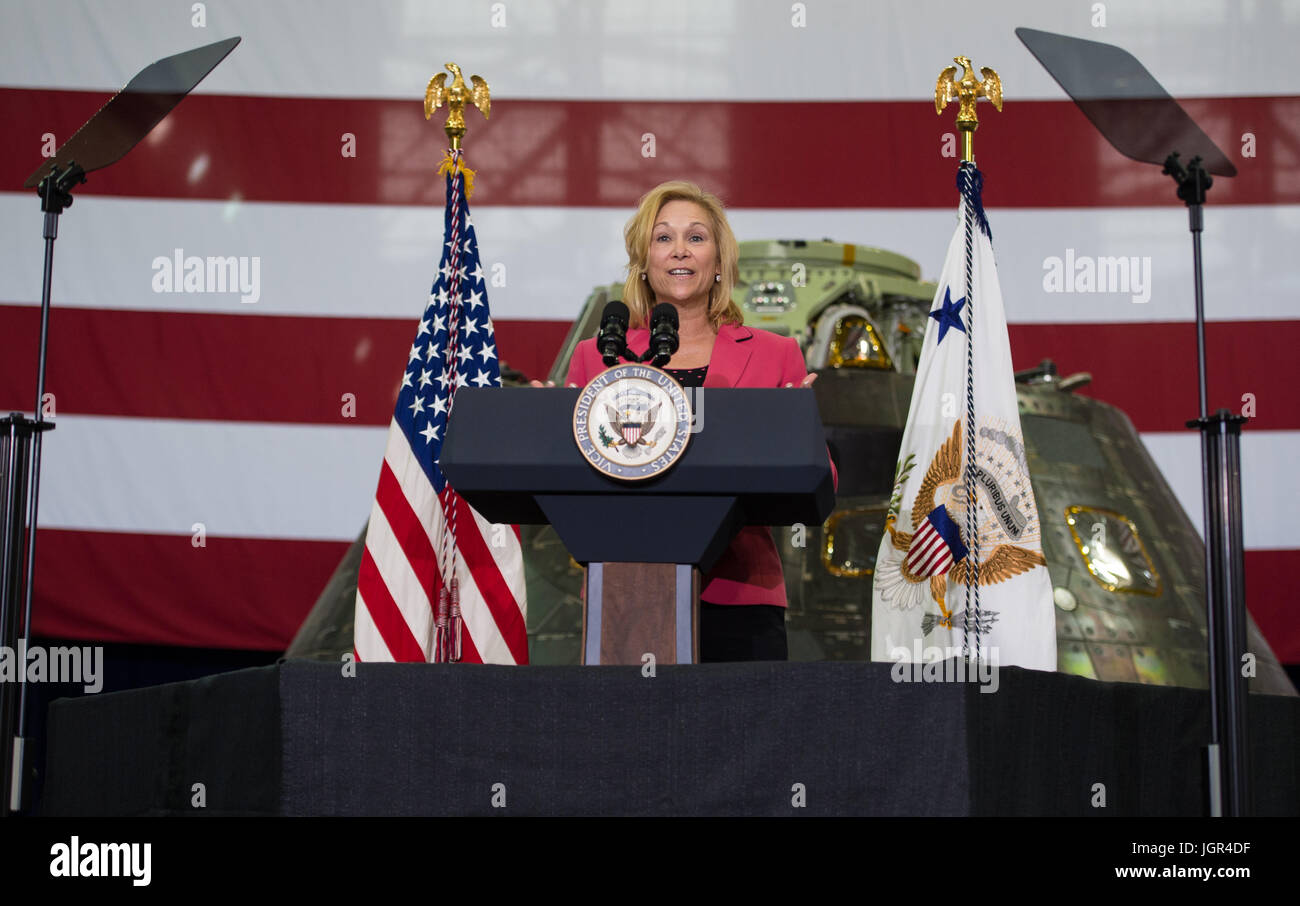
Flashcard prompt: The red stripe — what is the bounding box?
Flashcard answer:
[356,546,427,662]
[446,495,530,665]
[31,527,345,649]
[1009,321,1300,432]
[1245,549,1300,663]
[1,305,1295,432]
[374,459,437,605]
[0,304,571,422]
[3,89,1294,208]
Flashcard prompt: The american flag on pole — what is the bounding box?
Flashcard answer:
[353,151,528,664]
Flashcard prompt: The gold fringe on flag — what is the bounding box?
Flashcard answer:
[436,150,476,199]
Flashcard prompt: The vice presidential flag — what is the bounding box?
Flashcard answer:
[354,153,528,665]
[871,164,1056,672]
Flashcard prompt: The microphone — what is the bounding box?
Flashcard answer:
[597,300,631,366]
[643,302,679,367]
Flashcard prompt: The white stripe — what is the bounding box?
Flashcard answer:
[360,498,434,657]
[729,205,1300,325]
[24,412,1300,567]
[0,195,630,323]
[1141,429,1300,549]
[27,416,1300,552]
[3,195,1297,325]
[3,0,1295,99]
[353,588,396,662]
[34,414,386,539]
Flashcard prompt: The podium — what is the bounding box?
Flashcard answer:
[441,386,834,664]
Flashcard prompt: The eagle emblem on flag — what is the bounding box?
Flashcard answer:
[879,419,1045,634]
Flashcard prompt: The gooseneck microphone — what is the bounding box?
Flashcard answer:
[643,302,680,367]
[597,300,631,366]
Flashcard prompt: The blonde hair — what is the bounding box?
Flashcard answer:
[621,180,743,331]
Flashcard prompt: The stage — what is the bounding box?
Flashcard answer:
[40,659,1300,816]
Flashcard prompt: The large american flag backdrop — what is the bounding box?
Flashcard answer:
[1,1,1296,660]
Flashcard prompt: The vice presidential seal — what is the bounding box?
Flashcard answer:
[573,364,692,481]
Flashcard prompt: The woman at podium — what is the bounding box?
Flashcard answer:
[563,180,832,662]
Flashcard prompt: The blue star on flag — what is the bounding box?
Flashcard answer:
[929,286,966,344]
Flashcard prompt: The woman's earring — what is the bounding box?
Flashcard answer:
[715,274,721,282]
[640,272,647,281]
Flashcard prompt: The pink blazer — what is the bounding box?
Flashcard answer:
[565,322,838,607]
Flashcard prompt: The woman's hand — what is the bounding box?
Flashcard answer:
[528,380,556,388]
[784,373,818,388]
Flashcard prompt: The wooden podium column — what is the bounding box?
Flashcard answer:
[582,563,699,665]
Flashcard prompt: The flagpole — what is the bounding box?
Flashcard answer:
[425,62,490,663]
[438,153,465,663]
[960,166,979,658]
[936,57,1002,658]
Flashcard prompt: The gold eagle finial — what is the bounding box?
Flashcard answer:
[935,56,1002,163]
[425,62,490,151]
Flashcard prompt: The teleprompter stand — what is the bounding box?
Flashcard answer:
[1,36,240,816]
[440,387,835,664]
[1018,27,1248,816]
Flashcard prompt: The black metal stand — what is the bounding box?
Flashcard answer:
[1189,409,1250,817]
[1164,153,1250,817]
[0,163,83,815]
[1017,27,1251,818]
[0,416,54,816]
